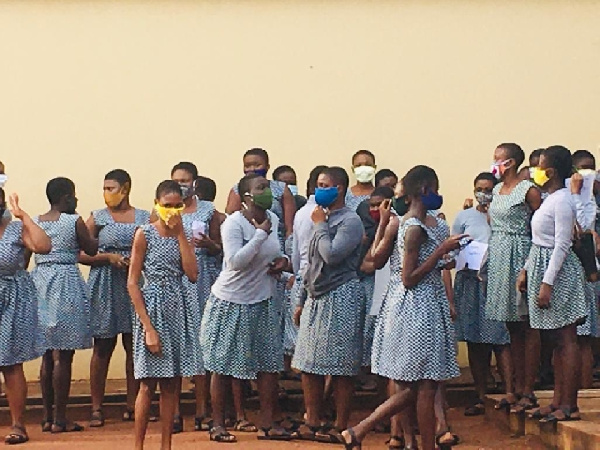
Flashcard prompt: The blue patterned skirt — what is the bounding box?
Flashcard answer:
[133,279,204,379]
[527,245,587,330]
[89,262,133,339]
[578,281,600,337]
[486,232,531,322]
[0,271,46,366]
[33,263,92,351]
[372,275,460,382]
[279,278,298,356]
[292,279,364,377]
[200,295,284,380]
[360,276,377,367]
[454,270,510,345]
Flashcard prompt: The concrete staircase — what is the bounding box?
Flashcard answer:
[485,391,600,450]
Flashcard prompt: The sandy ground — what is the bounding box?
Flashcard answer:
[2,408,545,449]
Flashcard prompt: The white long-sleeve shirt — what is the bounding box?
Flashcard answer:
[572,193,597,231]
[291,195,316,275]
[530,188,575,286]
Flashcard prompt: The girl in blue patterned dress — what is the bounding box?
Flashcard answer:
[484,143,542,413]
[342,166,462,450]
[168,163,222,433]
[32,177,98,433]
[128,180,200,450]
[292,167,365,444]
[0,190,51,445]
[345,150,377,211]
[452,172,511,417]
[225,149,296,431]
[201,173,290,443]
[79,169,150,426]
[518,146,587,422]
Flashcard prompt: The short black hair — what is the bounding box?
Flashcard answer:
[238,173,262,198]
[542,145,572,183]
[322,166,350,194]
[46,177,75,205]
[194,176,217,202]
[529,149,543,165]
[272,165,296,181]
[155,180,182,199]
[244,148,269,165]
[0,187,5,203]
[307,165,328,197]
[402,165,438,197]
[371,186,395,199]
[352,149,376,165]
[474,172,498,186]
[104,169,131,186]
[497,143,525,168]
[171,162,198,179]
[375,169,398,187]
[572,150,596,168]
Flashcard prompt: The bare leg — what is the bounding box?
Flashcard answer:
[159,378,176,450]
[231,378,247,422]
[468,343,491,401]
[416,380,438,450]
[210,373,229,428]
[194,374,209,418]
[578,336,594,389]
[135,379,157,450]
[524,325,541,395]
[123,333,139,413]
[173,377,182,417]
[301,373,325,427]
[332,376,354,430]
[90,337,118,414]
[344,381,417,445]
[256,372,279,429]
[53,350,75,425]
[494,345,515,395]
[558,325,580,409]
[40,351,54,424]
[507,322,525,395]
[2,364,27,429]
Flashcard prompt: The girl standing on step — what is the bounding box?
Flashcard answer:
[33,177,98,433]
[82,169,150,427]
[201,173,290,443]
[518,146,587,423]
[452,172,512,416]
[341,165,462,450]
[128,180,201,450]
[485,143,542,414]
[346,150,377,211]
[0,189,51,445]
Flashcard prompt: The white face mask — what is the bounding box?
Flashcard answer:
[288,185,299,196]
[0,174,7,188]
[353,165,376,183]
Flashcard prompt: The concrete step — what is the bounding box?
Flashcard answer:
[485,391,600,450]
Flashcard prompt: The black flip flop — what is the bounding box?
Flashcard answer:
[257,427,293,441]
[5,425,29,445]
[343,427,362,450]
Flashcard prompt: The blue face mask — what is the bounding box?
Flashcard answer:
[315,186,339,207]
[421,191,443,211]
[245,168,268,178]
[288,185,299,196]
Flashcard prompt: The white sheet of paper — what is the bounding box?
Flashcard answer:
[566,173,595,201]
[370,261,391,316]
[455,241,488,271]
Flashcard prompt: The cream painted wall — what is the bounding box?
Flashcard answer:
[1,1,599,380]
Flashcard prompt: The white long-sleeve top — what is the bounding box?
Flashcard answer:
[572,193,597,231]
[530,188,575,286]
[211,211,283,304]
[291,195,316,275]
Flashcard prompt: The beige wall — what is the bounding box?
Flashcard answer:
[1,1,599,380]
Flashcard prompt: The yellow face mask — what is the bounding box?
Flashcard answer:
[532,167,550,187]
[154,203,184,228]
[104,190,126,208]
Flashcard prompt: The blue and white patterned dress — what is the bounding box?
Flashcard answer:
[360,275,377,366]
[182,199,220,316]
[0,221,46,365]
[345,191,370,212]
[33,214,92,350]
[371,217,460,381]
[133,225,204,379]
[89,208,150,339]
[486,181,535,322]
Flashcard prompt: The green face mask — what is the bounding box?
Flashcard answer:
[251,187,273,210]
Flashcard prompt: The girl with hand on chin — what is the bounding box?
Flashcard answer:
[0,189,51,445]
[128,181,200,450]
[201,173,290,443]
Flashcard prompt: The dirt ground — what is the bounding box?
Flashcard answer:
[3,408,545,449]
